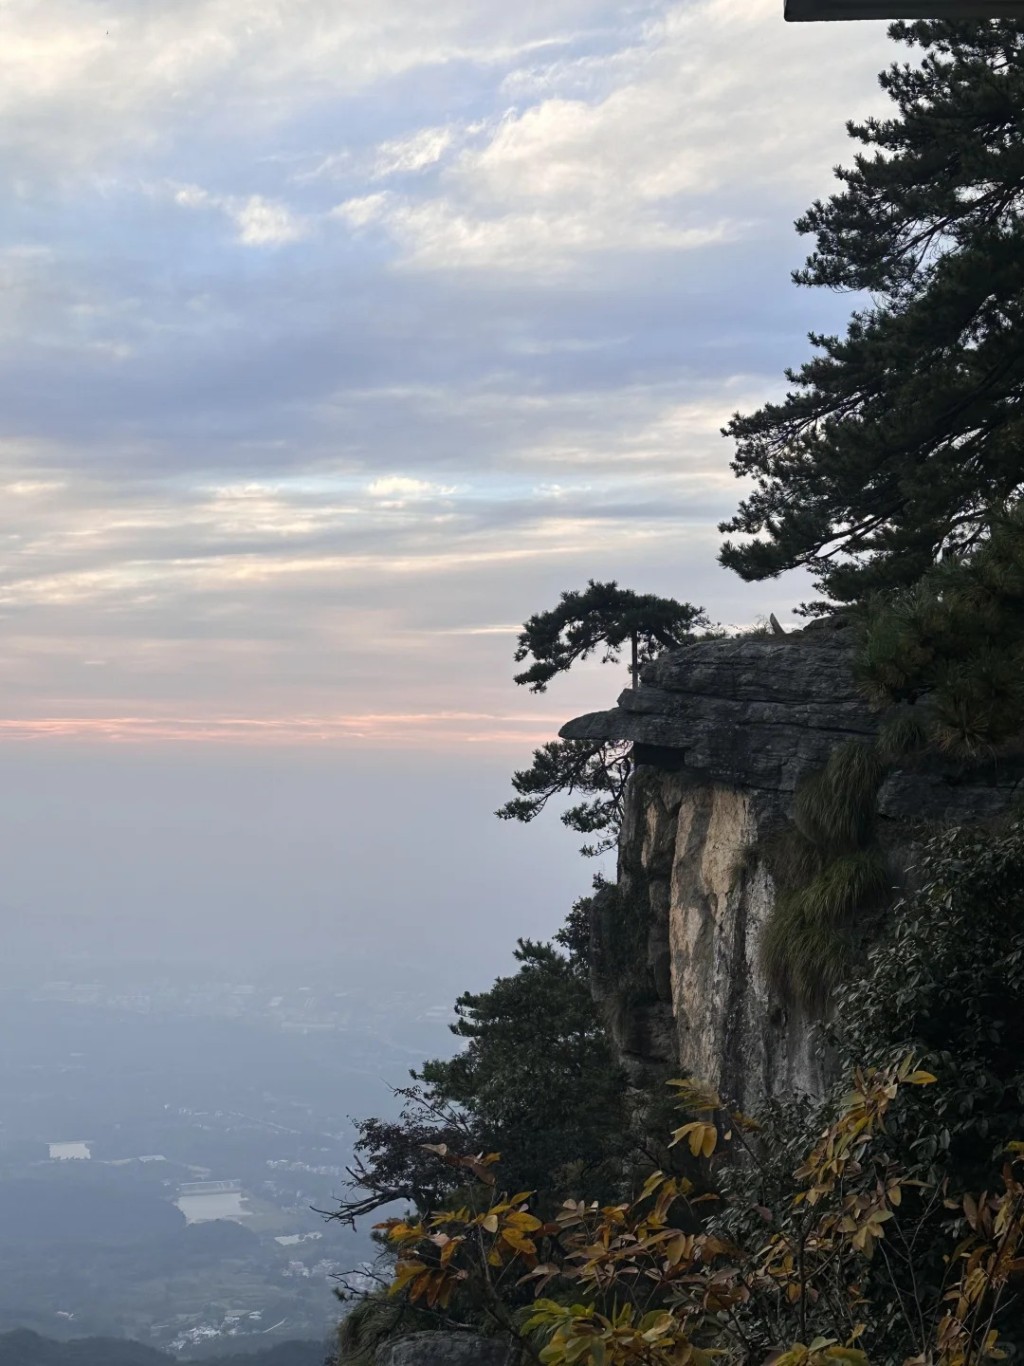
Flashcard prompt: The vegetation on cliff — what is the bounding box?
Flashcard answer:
[332,908,629,1231]
[857,503,1024,759]
[335,18,1024,1364]
[498,582,709,856]
[759,750,890,1011]
[511,583,709,695]
[719,16,1024,1006]
[344,822,1024,1365]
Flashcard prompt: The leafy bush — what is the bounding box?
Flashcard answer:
[373,1059,1024,1366]
[829,817,1024,1190]
[342,822,1024,1365]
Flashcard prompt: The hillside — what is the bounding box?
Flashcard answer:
[0,1330,324,1366]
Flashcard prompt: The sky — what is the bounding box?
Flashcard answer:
[0,0,897,976]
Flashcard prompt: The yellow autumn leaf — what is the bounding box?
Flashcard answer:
[389,1259,426,1296]
[666,1233,693,1266]
[506,1210,543,1232]
[501,1226,537,1255]
[639,1170,667,1201]
[669,1121,718,1158]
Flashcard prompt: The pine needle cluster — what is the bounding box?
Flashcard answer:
[858,502,1024,759]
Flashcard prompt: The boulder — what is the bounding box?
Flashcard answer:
[375,1332,518,1366]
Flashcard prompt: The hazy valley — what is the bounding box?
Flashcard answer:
[0,962,453,1355]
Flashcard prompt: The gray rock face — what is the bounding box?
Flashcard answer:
[563,624,1023,1110]
[375,1332,519,1366]
[600,767,826,1109]
[561,623,875,795]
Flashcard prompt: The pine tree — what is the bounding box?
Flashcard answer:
[418,928,627,1202]
[859,500,1024,755]
[330,900,628,1227]
[513,580,708,692]
[499,582,709,855]
[720,20,1024,607]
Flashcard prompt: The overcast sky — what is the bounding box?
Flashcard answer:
[0,1,896,975]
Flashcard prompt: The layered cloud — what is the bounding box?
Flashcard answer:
[0,0,895,744]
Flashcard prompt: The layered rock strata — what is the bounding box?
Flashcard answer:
[561,619,1022,1109]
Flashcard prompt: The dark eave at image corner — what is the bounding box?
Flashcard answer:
[786,0,1024,17]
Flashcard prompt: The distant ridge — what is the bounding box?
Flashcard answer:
[0,1329,324,1366]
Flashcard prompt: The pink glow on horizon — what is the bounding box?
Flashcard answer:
[0,711,570,748]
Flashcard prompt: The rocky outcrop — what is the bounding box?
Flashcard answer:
[563,619,873,794]
[562,619,1023,1110]
[375,1334,518,1366]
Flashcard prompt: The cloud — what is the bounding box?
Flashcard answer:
[0,0,894,741]
[373,126,455,178]
[332,192,392,229]
[172,182,307,246]
[173,185,210,210]
[363,198,737,273]
[0,710,565,749]
[315,0,892,277]
[0,0,621,182]
[366,475,455,500]
[230,195,308,246]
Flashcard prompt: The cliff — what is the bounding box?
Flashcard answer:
[375,1335,517,1365]
[561,618,1023,1110]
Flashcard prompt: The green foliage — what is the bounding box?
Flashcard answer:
[857,502,1024,757]
[496,738,631,858]
[829,816,1024,1189]
[780,816,1024,1355]
[585,875,670,1066]
[756,505,1024,1010]
[379,1057,1024,1366]
[513,581,709,693]
[335,1294,439,1366]
[759,742,892,1011]
[874,708,929,763]
[330,1086,481,1229]
[792,741,888,852]
[417,934,628,1203]
[502,583,709,857]
[720,21,1024,607]
[331,902,629,1236]
[762,848,892,1012]
[338,826,1024,1365]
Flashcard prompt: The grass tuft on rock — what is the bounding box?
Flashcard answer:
[761,848,892,1013]
[759,738,892,1014]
